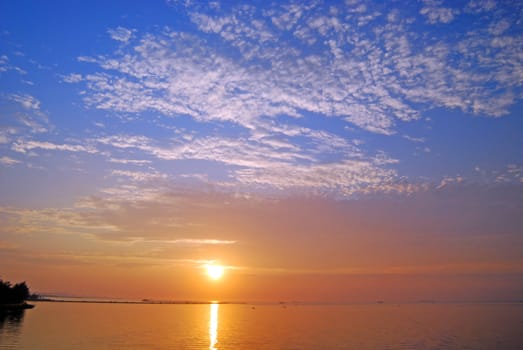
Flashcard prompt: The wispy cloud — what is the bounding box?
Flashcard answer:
[37,0,517,199]
[0,156,20,166]
[107,26,134,43]
[8,93,41,111]
[108,158,151,165]
[465,0,496,13]
[420,0,458,24]
[93,130,396,195]
[111,169,167,182]
[0,55,26,74]
[0,128,16,144]
[494,164,523,184]
[234,159,398,195]
[61,73,83,83]
[3,0,523,200]
[0,55,9,72]
[2,92,50,134]
[130,238,237,246]
[5,180,521,275]
[74,1,522,133]
[11,140,98,154]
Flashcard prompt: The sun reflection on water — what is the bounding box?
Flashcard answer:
[209,303,219,350]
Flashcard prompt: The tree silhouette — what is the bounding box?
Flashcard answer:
[0,280,30,304]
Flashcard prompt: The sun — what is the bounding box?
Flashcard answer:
[206,264,225,280]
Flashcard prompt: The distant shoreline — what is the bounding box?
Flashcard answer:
[29,298,523,306]
[32,298,246,305]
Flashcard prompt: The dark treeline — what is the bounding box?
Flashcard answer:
[0,280,30,304]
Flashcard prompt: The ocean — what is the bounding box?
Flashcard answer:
[1,302,522,349]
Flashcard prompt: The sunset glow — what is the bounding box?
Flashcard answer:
[206,265,225,281]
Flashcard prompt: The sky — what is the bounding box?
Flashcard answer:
[1,0,522,302]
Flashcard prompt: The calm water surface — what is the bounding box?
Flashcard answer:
[1,302,522,349]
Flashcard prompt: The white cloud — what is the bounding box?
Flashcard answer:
[63,1,523,196]
[307,15,343,36]
[403,135,425,143]
[0,55,9,72]
[268,3,304,31]
[3,94,50,134]
[465,0,496,13]
[234,159,398,195]
[494,164,523,184]
[0,55,26,74]
[8,93,41,111]
[108,158,151,165]
[189,13,232,33]
[0,131,11,144]
[17,115,48,133]
[0,156,21,166]
[62,73,83,83]
[437,175,464,189]
[92,127,397,196]
[97,135,151,150]
[72,2,523,137]
[107,26,134,43]
[111,169,167,182]
[11,140,97,154]
[420,1,458,24]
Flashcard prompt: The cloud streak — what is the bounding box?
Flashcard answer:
[107,26,134,43]
[0,156,20,166]
[11,140,98,154]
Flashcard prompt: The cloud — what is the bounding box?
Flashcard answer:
[493,164,523,184]
[0,206,120,237]
[465,0,496,13]
[234,159,398,196]
[0,55,26,74]
[3,93,50,134]
[4,180,521,278]
[0,55,9,72]
[0,156,21,166]
[51,1,523,196]
[8,93,41,111]
[0,188,246,246]
[130,238,237,246]
[0,128,16,144]
[420,0,458,24]
[437,175,464,189]
[61,73,83,83]
[93,129,398,196]
[108,158,151,165]
[11,140,98,154]
[72,1,523,135]
[107,26,134,43]
[403,135,425,143]
[111,169,168,182]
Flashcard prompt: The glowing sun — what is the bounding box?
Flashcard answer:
[206,264,225,280]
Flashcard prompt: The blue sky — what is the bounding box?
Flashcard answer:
[2,0,522,206]
[1,1,523,300]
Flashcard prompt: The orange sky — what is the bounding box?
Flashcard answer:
[2,184,523,302]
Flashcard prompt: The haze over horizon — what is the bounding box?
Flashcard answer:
[1,0,522,302]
